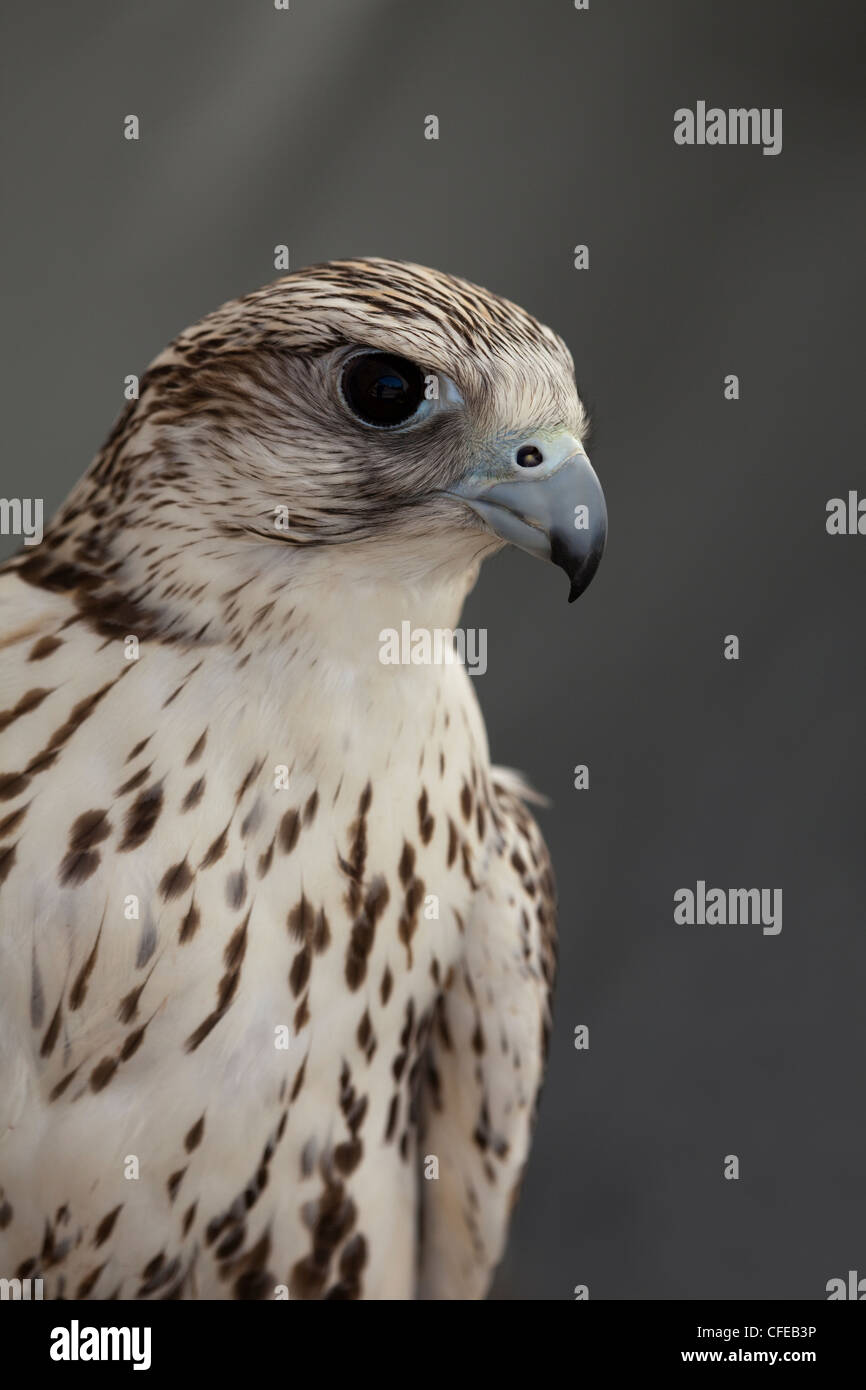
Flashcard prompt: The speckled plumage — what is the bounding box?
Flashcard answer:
[0,259,587,1299]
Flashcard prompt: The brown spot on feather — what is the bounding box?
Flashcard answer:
[119,784,163,850]
[28,635,63,661]
[418,787,435,844]
[278,808,300,853]
[0,805,27,839]
[40,1000,63,1059]
[160,857,193,900]
[182,777,205,811]
[178,899,201,944]
[0,687,52,734]
[200,823,229,867]
[69,924,103,1010]
[186,730,207,763]
[115,764,151,796]
[185,1115,205,1152]
[93,1205,122,1247]
[0,842,16,884]
[90,1057,118,1092]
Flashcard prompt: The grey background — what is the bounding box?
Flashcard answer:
[2,0,864,1299]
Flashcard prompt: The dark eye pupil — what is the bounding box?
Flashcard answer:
[374,373,404,399]
[342,352,425,426]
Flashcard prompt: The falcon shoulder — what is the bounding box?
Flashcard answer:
[416,767,556,1299]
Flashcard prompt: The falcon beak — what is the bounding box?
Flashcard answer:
[448,434,607,602]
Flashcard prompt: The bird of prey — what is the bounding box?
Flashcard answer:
[0,258,606,1300]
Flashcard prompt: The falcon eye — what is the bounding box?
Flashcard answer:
[340,352,426,428]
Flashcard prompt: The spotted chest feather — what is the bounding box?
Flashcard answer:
[0,587,555,1300]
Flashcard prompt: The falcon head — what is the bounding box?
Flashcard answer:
[41,259,606,629]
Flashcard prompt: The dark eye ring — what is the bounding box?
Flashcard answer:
[340,351,426,428]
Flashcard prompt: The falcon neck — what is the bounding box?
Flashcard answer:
[236,548,484,762]
[279,553,478,683]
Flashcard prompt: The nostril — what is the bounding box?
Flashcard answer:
[516,444,543,468]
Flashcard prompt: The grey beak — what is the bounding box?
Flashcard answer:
[450,451,607,602]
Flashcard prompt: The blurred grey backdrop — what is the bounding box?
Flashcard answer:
[2,0,864,1299]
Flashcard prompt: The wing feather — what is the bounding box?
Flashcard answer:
[416,771,556,1298]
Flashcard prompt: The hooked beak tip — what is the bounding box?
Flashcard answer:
[550,530,605,605]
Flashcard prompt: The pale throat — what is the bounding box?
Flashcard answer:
[283,540,480,676]
[233,544,484,767]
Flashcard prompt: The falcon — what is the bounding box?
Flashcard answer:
[0,258,606,1299]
